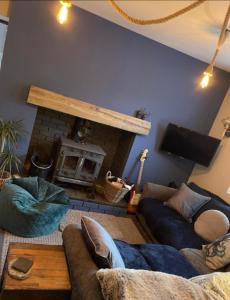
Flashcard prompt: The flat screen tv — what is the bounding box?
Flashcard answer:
[160,123,221,167]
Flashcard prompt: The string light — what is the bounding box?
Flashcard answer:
[200,65,213,89]
[55,1,229,90]
[57,0,72,25]
[200,5,230,89]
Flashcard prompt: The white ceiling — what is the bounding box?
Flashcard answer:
[74,1,230,72]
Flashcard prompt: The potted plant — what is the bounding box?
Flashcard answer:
[0,119,23,187]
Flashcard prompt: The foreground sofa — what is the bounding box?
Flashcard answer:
[63,222,229,300]
[138,182,230,249]
[63,224,103,300]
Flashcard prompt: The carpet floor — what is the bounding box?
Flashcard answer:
[0,209,146,276]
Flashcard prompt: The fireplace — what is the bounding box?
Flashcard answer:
[26,107,136,181]
[25,86,151,209]
[52,137,106,186]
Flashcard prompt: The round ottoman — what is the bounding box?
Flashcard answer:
[194,209,229,242]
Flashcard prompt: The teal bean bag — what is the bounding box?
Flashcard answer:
[0,177,69,237]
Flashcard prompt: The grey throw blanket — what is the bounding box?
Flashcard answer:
[97,269,230,300]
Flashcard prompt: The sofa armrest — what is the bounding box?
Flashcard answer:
[63,224,103,300]
[142,182,176,202]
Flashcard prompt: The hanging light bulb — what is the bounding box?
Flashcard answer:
[57,0,72,25]
[200,65,213,89]
[199,5,230,89]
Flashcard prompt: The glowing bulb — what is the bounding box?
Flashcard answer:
[58,5,68,24]
[200,73,210,89]
[57,1,71,25]
[200,65,213,89]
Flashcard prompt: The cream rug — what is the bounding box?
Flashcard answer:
[0,209,145,275]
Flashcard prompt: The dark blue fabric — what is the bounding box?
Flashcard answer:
[138,198,206,249]
[114,240,199,279]
[115,240,151,270]
[188,183,230,223]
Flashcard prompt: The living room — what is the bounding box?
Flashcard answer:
[0,1,230,300]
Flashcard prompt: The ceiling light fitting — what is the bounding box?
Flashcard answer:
[200,5,230,89]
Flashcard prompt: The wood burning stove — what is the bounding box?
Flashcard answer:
[52,138,106,186]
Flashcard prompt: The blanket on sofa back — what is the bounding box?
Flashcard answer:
[97,269,230,300]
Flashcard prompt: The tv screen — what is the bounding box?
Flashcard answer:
[160,123,221,167]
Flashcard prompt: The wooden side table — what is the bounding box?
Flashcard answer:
[1,243,71,300]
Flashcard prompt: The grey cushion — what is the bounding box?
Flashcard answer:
[180,248,213,275]
[62,224,102,300]
[81,216,125,269]
[164,183,211,222]
[142,183,176,201]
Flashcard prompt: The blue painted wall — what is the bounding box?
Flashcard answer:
[0,1,229,185]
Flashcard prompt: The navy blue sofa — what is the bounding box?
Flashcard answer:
[138,182,230,250]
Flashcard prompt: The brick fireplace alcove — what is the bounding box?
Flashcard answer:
[25,85,151,213]
[27,106,135,179]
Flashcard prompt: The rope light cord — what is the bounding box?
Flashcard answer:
[109,0,207,25]
[210,4,230,66]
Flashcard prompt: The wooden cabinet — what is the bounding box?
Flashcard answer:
[1,243,71,300]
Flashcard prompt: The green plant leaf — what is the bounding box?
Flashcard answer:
[0,119,24,177]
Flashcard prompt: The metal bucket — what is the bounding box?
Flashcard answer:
[30,154,53,179]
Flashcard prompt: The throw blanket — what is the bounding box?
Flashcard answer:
[0,177,69,237]
[114,240,199,278]
[97,269,230,300]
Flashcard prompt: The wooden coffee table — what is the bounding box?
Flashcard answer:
[1,243,71,300]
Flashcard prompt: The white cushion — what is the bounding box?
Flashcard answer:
[194,210,229,242]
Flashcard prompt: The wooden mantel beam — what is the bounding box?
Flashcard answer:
[27,86,151,135]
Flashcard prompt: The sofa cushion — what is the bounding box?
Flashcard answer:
[81,216,125,269]
[180,248,230,274]
[155,217,206,250]
[115,240,199,278]
[188,183,230,223]
[142,183,176,201]
[194,210,229,242]
[138,198,206,249]
[164,183,211,222]
[180,248,213,274]
[203,233,230,270]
